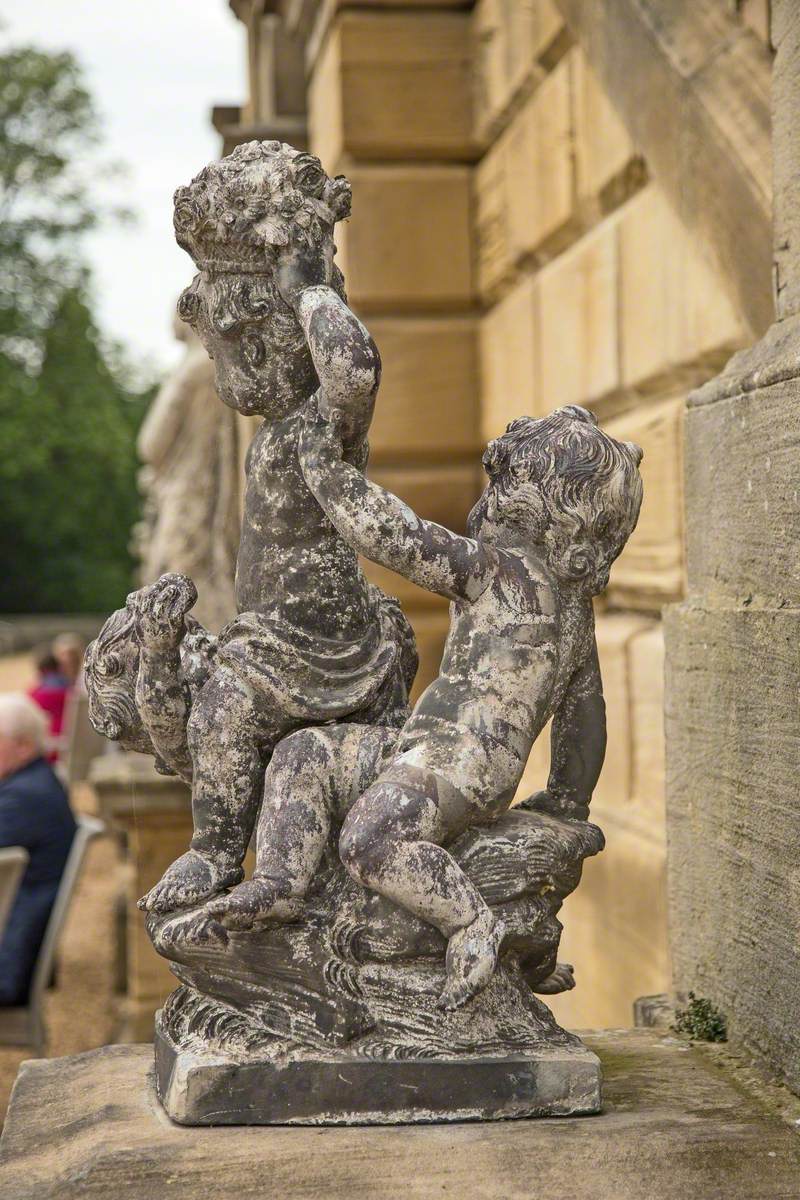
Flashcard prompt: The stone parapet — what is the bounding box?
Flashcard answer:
[4,1031,800,1197]
[683,315,800,605]
[661,0,800,1100]
[665,600,800,1094]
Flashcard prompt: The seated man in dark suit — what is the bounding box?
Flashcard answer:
[0,693,76,1005]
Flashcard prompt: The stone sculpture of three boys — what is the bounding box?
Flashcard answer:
[86,141,643,1014]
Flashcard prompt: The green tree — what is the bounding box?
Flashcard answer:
[0,43,152,612]
[0,289,150,611]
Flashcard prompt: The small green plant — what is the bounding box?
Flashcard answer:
[672,991,727,1042]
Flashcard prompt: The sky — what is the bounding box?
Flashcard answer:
[3,0,244,370]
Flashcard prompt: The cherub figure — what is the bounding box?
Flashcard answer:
[85,574,217,779]
[127,142,415,914]
[206,401,643,1009]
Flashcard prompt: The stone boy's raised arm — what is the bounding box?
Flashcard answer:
[525,642,607,823]
[275,239,382,450]
[294,284,380,450]
[298,400,495,603]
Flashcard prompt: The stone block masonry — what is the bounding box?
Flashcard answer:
[664,0,800,1096]
[469,14,751,1029]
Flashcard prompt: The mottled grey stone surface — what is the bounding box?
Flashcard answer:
[85,139,644,1123]
[146,810,604,1082]
[154,1019,601,1124]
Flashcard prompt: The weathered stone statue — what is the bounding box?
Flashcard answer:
[135,142,414,915]
[85,141,643,1125]
[136,314,239,633]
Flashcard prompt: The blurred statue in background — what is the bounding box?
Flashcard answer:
[136,313,239,633]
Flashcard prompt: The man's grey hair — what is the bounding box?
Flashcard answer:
[0,693,49,751]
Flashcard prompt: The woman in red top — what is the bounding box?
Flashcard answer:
[28,647,69,761]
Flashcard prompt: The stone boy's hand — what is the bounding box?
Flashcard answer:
[292,267,381,449]
[305,390,348,445]
[133,573,197,653]
[276,239,334,311]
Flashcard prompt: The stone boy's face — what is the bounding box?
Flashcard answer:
[467,464,544,548]
[84,631,153,754]
[466,482,501,542]
[181,276,318,419]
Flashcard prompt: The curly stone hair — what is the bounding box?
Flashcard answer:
[173,141,351,273]
[84,603,152,751]
[174,141,351,342]
[483,406,644,594]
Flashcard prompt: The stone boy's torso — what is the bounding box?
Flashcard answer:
[236,409,374,641]
[402,550,594,767]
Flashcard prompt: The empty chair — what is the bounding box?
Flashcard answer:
[0,847,28,942]
[59,689,107,787]
[0,815,104,1057]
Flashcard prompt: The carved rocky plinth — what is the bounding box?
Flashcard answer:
[149,809,604,1123]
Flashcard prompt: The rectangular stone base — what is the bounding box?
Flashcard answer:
[155,1022,602,1125]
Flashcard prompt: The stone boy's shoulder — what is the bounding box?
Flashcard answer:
[493,547,559,621]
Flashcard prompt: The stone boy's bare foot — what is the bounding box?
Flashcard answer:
[534,962,576,995]
[153,905,231,951]
[138,850,243,914]
[204,878,304,930]
[438,911,506,1011]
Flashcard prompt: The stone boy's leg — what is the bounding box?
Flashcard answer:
[339,772,485,937]
[339,770,505,1009]
[139,665,281,914]
[206,723,398,930]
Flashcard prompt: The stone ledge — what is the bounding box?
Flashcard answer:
[689,313,800,407]
[2,1031,799,1199]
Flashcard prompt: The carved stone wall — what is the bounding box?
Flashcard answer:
[222,0,771,1027]
[665,0,800,1095]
